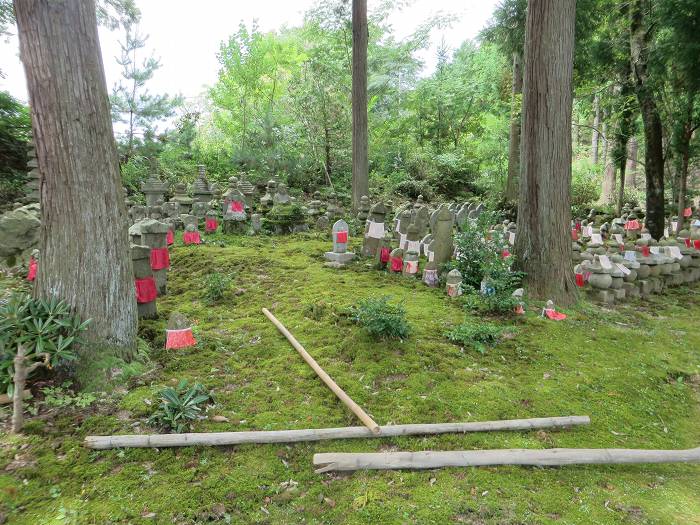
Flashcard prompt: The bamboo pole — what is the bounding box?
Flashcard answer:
[262,307,380,433]
[84,416,590,449]
[313,446,700,473]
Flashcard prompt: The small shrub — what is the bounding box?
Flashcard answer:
[0,293,90,395]
[263,204,306,233]
[148,379,212,433]
[41,381,97,409]
[202,272,233,304]
[460,289,522,316]
[452,209,525,297]
[445,321,504,354]
[349,296,411,340]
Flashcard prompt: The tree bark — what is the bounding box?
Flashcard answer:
[625,137,638,189]
[515,0,577,306]
[630,0,665,240]
[14,0,137,356]
[673,92,695,232]
[592,93,600,164]
[351,0,369,210]
[601,119,609,168]
[505,52,523,202]
[600,150,616,206]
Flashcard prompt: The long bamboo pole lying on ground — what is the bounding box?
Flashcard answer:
[262,307,380,433]
[84,416,590,449]
[313,446,700,473]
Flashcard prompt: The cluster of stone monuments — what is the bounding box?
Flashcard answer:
[126,166,349,237]
[17,156,700,315]
[324,197,486,298]
[570,206,700,303]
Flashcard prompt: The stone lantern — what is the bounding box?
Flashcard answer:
[141,174,169,207]
[192,165,213,204]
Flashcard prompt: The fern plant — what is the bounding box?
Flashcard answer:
[349,296,411,340]
[0,293,90,395]
[148,379,212,433]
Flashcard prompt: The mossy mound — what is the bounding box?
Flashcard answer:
[1,233,699,524]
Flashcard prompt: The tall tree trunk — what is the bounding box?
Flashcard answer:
[351,0,369,210]
[515,0,576,306]
[505,51,523,201]
[600,151,616,205]
[14,0,137,356]
[625,137,638,189]
[601,119,609,167]
[630,0,665,240]
[592,93,600,164]
[675,95,694,232]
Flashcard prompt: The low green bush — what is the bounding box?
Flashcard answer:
[445,321,504,354]
[349,296,411,341]
[0,293,90,395]
[263,204,306,233]
[148,379,212,433]
[202,272,233,304]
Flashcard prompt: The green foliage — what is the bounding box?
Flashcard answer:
[445,320,504,354]
[0,293,90,395]
[349,296,411,341]
[460,288,521,316]
[202,272,233,304]
[40,381,97,409]
[452,209,523,292]
[263,204,305,233]
[570,158,601,217]
[148,379,212,433]
[0,91,31,206]
[110,25,182,161]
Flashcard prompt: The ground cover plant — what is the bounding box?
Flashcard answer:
[0,234,698,524]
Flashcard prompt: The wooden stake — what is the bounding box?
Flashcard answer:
[84,416,590,449]
[313,446,700,473]
[11,345,49,434]
[262,307,380,433]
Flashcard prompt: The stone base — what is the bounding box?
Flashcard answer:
[138,302,157,319]
[637,280,651,298]
[612,288,626,301]
[622,282,640,299]
[588,289,615,304]
[324,251,355,267]
[154,269,167,296]
[222,220,247,234]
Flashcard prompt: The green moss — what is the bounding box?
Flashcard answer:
[1,234,699,524]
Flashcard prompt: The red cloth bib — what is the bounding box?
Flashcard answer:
[575,273,585,287]
[640,246,650,257]
[501,249,511,259]
[166,229,174,245]
[390,256,403,272]
[544,309,567,321]
[183,231,201,245]
[336,231,348,243]
[165,327,196,349]
[150,247,170,270]
[135,276,157,303]
[230,201,244,212]
[380,247,390,264]
[684,238,691,248]
[684,207,692,217]
[694,240,700,250]
[27,256,37,281]
[205,218,218,232]
[624,220,640,230]
[571,229,578,241]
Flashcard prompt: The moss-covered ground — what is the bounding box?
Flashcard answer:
[1,232,699,524]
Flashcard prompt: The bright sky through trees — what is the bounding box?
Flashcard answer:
[0,0,497,103]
